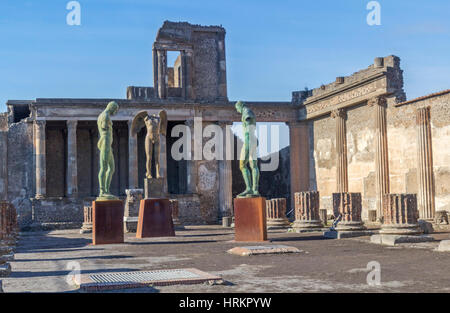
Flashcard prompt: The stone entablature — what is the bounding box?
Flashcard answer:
[297,56,406,120]
[25,99,299,123]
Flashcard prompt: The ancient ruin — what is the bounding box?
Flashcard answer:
[0,20,448,238]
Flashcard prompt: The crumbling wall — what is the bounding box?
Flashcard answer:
[387,92,450,213]
[311,115,336,214]
[7,121,34,202]
[346,103,376,219]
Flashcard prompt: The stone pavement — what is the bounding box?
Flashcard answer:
[2,226,450,293]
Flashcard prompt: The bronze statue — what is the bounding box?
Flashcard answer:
[97,101,119,200]
[235,101,260,198]
[131,110,167,179]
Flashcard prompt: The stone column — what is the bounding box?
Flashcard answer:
[293,191,323,230]
[287,122,310,211]
[416,107,435,220]
[265,198,289,229]
[331,109,348,193]
[127,120,138,189]
[332,192,365,231]
[185,120,197,194]
[80,204,93,234]
[217,33,227,100]
[380,194,421,235]
[170,199,183,229]
[182,50,195,100]
[34,120,46,199]
[218,122,233,218]
[66,120,78,197]
[157,49,167,99]
[368,96,390,221]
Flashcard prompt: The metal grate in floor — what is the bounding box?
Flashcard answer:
[89,269,201,284]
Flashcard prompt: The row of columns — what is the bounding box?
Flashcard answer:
[34,118,234,220]
[288,96,435,221]
[153,48,195,100]
[306,97,434,221]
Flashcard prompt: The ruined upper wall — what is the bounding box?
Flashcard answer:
[294,55,406,120]
[150,21,228,102]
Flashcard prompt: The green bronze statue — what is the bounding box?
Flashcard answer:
[235,101,260,198]
[97,101,119,200]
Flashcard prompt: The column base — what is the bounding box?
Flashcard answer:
[379,224,422,235]
[80,222,93,234]
[334,221,367,231]
[292,219,323,231]
[123,216,138,233]
[267,218,290,229]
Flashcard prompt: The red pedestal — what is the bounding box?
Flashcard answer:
[136,199,175,238]
[234,197,267,242]
[92,200,124,245]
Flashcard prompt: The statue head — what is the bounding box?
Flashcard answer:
[106,101,119,115]
[235,101,245,114]
[19,188,27,198]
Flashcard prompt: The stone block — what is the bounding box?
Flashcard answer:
[418,220,434,234]
[437,240,450,252]
[136,199,175,238]
[323,230,373,239]
[234,197,267,242]
[0,263,11,277]
[144,178,166,199]
[92,200,124,245]
[170,199,184,230]
[227,245,301,256]
[371,234,434,246]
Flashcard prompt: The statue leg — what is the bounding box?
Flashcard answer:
[105,150,115,194]
[238,145,252,198]
[249,159,260,197]
[98,147,108,196]
[155,141,161,179]
[145,136,153,179]
[249,138,260,197]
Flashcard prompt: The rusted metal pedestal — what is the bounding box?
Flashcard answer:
[136,199,175,238]
[234,197,267,242]
[92,200,124,245]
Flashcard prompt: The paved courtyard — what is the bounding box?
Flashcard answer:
[2,226,450,293]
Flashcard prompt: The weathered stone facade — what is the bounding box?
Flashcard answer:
[1,21,449,229]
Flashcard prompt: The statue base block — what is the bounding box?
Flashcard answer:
[144,178,166,199]
[234,197,267,242]
[136,199,175,238]
[92,200,124,245]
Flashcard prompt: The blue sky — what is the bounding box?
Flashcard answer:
[0,0,449,152]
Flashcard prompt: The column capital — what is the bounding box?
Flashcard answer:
[35,119,46,127]
[416,106,431,125]
[368,96,387,107]
[66,120,78,129]
[331,108,346,119]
